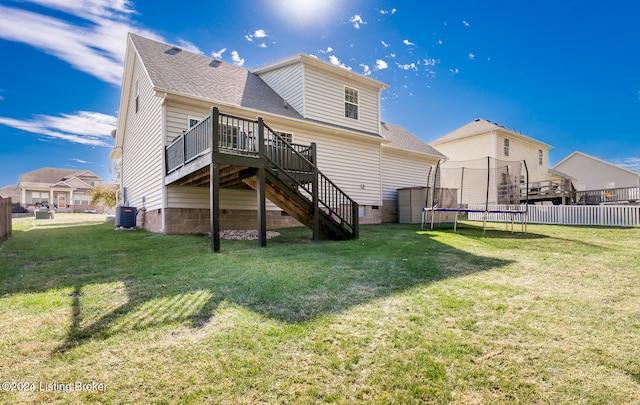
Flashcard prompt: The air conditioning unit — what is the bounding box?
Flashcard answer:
[115,206,137,228]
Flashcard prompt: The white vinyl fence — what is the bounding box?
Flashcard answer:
[468,204,640,227]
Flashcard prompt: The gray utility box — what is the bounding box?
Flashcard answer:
[115,206,137,228]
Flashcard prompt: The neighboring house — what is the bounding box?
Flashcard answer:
[16,168,104,212]
[552,151,640,191]
[111,34,444,240]
[0,185,20,204]
[430,118,553,182]
[429,118,573,204]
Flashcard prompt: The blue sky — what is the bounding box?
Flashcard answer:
[1,0,639,187]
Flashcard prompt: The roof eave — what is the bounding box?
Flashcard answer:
[252,53,390,91]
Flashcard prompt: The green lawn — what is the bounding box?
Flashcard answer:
[1,214,639,404]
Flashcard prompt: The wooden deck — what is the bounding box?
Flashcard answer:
[164,107,358,251]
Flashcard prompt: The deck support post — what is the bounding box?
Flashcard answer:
[256,117,267,247]
[210,107,220,252]
[310,142,320,242]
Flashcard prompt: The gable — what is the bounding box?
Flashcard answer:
[253,53,389,136]
[554,152,640,177]
[432,118,553,151]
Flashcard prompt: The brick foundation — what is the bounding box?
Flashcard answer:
[358,205,383,225]
[381,200,398,223]
[153,208,303,234]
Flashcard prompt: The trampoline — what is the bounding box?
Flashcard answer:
[421,157,529,233]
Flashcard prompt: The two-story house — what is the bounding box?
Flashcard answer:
[429,118,573,205]
[111,34,443,247]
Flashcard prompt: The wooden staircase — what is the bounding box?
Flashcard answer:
[165,107,359,251]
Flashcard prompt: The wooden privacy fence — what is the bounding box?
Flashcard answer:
[0,197,11,243]
[469,204,640,227]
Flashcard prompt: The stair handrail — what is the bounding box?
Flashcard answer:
[165,108,359,238]
[262,122,358,238]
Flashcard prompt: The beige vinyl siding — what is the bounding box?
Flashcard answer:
[303,65,380,134]
[121,55,164,211]
[432,133,496,163]
[555,154,640,190]
[257,63,305,116]
[381,148,434,201]
[166,186,281,210]
[166,103,210,144]
[295,131,382,205]
[498,135,549,183]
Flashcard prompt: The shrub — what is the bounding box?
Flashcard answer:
[11,203,29,213]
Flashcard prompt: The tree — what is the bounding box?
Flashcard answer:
[87,184,117,209]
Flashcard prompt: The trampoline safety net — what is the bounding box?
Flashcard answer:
[427,157,528,210]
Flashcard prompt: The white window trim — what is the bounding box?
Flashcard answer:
[274,131,294,143]
[344,85,360,120]
[187,116,202,129]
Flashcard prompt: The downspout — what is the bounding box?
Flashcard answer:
[160,95,168,232]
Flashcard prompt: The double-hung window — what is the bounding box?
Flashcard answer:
[344,86,359,120]
[503,138,510,156]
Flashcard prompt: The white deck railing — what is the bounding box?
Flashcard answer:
[468,204,640,227]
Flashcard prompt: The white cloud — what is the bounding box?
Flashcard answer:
[381,40,390,48]
[246,29,268,43]
[449,68,459,74]
[379,8,396,15]
[258,43,267,48]
[231,51,244,66]
[0,111,117,147]
[328,55,351,70]
[349,14,365,29]
[212,48,227,59]
[468,53,475,60]
[318,46,333,54]
[463,20,470,27]
[176,39,203,55]
[71,158,90,164]
[397,62,417,71]
[360,64,371,76]
[617,157,640,172]
[375,59,388,70]
[423,58,438,66]
[438,40,443,45]
[403,39,415,46]
[0,2,166,86]
[0,95,4,101]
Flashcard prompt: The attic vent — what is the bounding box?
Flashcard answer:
[209,59,222,68]
[165,47,182,55]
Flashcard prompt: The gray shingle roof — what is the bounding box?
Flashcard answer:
[18,168,100,184]
[380,122,445,158]
[431,118,553,149]
[130,34,303,120]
